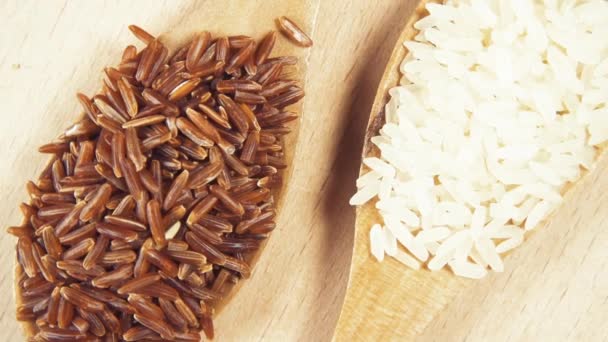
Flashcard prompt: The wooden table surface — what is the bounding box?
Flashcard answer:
[1,1,606,341]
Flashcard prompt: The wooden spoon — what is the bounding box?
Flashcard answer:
[9,1,319,339]
[332,2,467,339]
[334,0,608,339]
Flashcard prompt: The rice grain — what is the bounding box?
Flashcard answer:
[276,16,313,47]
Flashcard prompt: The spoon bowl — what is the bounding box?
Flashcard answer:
[334,0,608,339]
[10,1,317,339]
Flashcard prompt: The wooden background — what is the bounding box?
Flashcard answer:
[0,1,606,341]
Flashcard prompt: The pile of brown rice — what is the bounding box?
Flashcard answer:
[9,19,311,341]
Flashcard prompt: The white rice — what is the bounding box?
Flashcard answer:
[370,224,385,262]
[351,0,608,279]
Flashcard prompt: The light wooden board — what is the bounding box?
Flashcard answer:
[1,1,606,341]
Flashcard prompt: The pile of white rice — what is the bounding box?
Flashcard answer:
[351,0,608,279]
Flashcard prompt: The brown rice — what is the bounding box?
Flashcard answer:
[9,23,309,341]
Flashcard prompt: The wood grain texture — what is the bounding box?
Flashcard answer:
[1,0,606,341]
[334,1,608,341]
